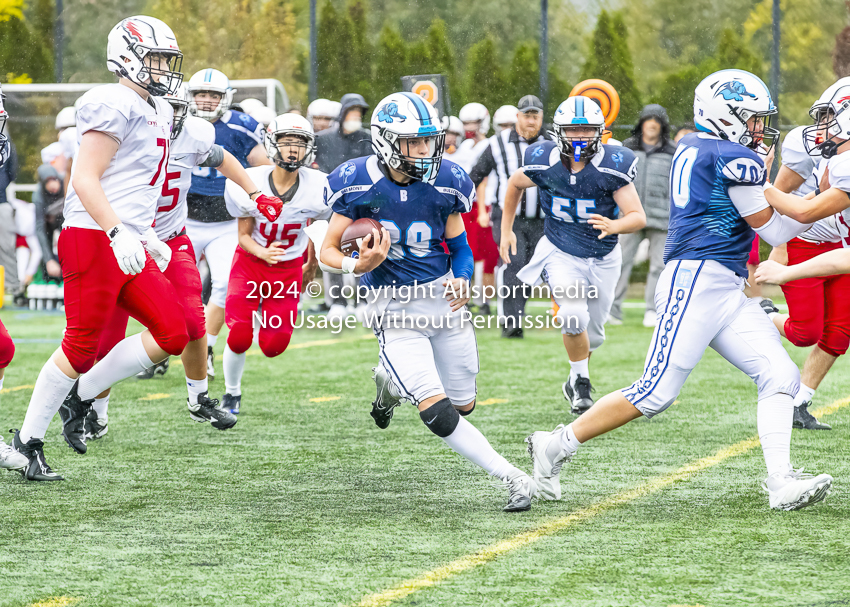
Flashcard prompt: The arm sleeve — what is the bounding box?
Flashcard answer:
[728,184,771,217]
[200,144,225,168]
[468,145,495,187]
[445,232,474,281]
[753,208,814,247]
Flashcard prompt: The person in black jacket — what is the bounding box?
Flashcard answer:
[33,163,65,280]
[0,134,19,293]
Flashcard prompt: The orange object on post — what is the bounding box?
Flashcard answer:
[570,79,620,142]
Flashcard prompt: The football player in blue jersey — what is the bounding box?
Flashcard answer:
[183,68,270,380]
[526,70,834,511]
[321,92,537,512]
[500,96,647,415]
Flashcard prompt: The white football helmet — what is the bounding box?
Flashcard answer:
[186,68,235,121]
[550,96,605,161]
[307,98,341,120]
[803,77,850,158]
[693,69,778,155]
[238,98,266,116]
[371,92,445,184]
[164,85,189,140]
[0,83,8,166]
[265,113,315,171]
[444,115,464,136]
[55,106,76,130]
[106,16,183,96]
[459,102,490,135]
[493,105,519,129]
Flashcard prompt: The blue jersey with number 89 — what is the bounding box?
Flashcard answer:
[523,141,637,259]
[324,155,474,288]
[664,132,766,277]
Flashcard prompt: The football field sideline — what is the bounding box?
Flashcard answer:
[351,396,850,607]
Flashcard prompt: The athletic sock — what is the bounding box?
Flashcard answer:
[555,423,583,460]
[92,395,110,420]
[186,377,208,408]
[441,416,519,480]
[793,383,816,407]
[0,377,4,391]
[19,357,76,442]
[77,333,154,401]
[569,357,590,384]
[758,393,794,479]
[207,334,217,348]
[223,345,245,397]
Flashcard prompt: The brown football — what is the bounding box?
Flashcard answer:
[341,218,384,258]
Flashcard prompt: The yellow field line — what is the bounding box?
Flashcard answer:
[351,397,849,607]
[26,597,80,607]
[0,384,35,394]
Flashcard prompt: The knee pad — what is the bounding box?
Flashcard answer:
[62,340,97,374]
[783,318,821,347]
[558,302,589,336]
[420,397,460,438]
[0,336,14,368]
[184,307,207,343]
[818,327,850,358]
[155,328,189,357]
[226,324,253,355]
[457,402,475,417]
[757,355,801,400]
[259,331,292,358]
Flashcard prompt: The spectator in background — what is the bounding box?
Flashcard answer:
[314,93,372,319]
[33,163,65,280]
[493,105,518,132]
[0,130,19,293]
[674,122,696,144]
[470,95,548,336]
[11,197,41,292]
[608,104,677,328]
[307,98,342,134]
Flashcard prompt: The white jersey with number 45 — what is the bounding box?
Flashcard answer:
[154,115,216,241]
[224,165,330,261]
[63,83,173,237]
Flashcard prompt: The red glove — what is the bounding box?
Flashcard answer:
[255,194,283,222]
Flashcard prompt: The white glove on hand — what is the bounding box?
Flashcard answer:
[140,227,172,272]
[107,223,146,275]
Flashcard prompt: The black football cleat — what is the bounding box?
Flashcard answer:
[59,382,93,454]
[136,357,170,380]
[11,430,63,481]
[221,393,241,415]
[188,392,237,429]
[563,375,594,415]
[207,346,216,379]
[83,410,109,440]
[760,298,780,315]
[793,401,832,430]
[502,327,524,339]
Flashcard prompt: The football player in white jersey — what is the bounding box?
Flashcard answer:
[220,114,329,414]
[79,90,284,441]
[527,70,832,511]
[11,16,193,481]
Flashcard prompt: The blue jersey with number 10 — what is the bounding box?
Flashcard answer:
[664,132,766,277]
[324,155,474,288]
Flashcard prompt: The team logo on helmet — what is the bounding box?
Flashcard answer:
[714,81,757,102]
[377,102,407,124]
[339,162,356,185]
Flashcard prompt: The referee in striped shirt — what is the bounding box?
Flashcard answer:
[469,95,548,338]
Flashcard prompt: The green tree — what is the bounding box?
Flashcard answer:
[371,24,408,103]
[0,7,52,82]
[463,35,507,114]
[316,0,345,99]
[346,0,373,102]
[581,10,641,124]
[506,41,539,103]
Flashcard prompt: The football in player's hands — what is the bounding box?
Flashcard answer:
[256,194,283,222]
[341,218,384,258]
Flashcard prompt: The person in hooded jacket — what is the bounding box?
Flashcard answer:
[608,104,677,328]
[314,93,372,173]
[33,163,66,280]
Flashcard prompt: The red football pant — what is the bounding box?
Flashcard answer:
[96,234,206,359]
[225,248,301,358]
[462,208,499,274]
[0,318,14,368]
[59,227,189,373]
[781,238,850,357]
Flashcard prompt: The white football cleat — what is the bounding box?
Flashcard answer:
[327,304,347,321]
[503,470,537,512]
[0,435,29,470]
[642,309,657,327]
[525,424,572,500]
[763,468,833,511]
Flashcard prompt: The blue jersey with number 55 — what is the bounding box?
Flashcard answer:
[523,141,637,259]
[324,155,474,288]
[664,132,766,277]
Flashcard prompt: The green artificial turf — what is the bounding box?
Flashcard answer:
[0,302,847,607]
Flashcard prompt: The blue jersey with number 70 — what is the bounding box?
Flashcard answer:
[664,131,767,277]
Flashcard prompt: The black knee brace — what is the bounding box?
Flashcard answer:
[420,397,460,437]
[458,402,475,417]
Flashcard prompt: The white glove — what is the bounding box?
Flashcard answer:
[107,223,146,275]
[140,227,172,272]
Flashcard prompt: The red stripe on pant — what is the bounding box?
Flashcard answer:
[781,238,850,357]
[96,233,207,359]
[59,227,189,373]
[225,247,301,358]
